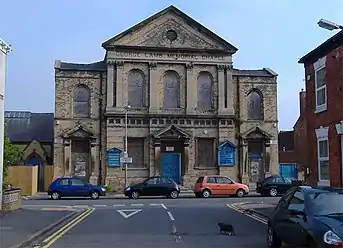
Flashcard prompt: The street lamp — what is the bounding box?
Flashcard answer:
[317,18,343,31]
[124,105,131,188]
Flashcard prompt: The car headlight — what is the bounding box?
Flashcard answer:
[323,230,343,245]
[101,188,106,192]
[125,187,131,191]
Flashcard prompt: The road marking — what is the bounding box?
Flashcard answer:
[113,204,126,207]
[161,203,168,209]
[167,211,175,221]
[227,204,267,225]
[149,203,160,206]
[73,205,89,208]
[117,209,142,219]
[93,205,107,207]
[130,203,144,206]
[40,208,75,211]
[39,208,94,247]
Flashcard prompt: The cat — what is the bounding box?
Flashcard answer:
[218,222,235,236]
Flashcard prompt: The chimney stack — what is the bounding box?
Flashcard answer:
[299,89,306,117]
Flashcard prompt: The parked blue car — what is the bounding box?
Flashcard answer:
[48,177,106,200]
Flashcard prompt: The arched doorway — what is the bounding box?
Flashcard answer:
[25,152,44,191]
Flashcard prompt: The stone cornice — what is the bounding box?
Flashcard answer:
[0,37,11,55]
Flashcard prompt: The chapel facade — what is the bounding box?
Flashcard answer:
[53,5,279,190]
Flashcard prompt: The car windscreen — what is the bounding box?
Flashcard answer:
[306,192,343,215]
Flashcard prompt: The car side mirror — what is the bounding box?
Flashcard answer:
[143,182,147,186]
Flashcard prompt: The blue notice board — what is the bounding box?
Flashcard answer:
[218,141,236,166]
[107,148,122,167]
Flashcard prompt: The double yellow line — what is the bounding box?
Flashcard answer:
[227,203,268,225]
[38,208,95,248]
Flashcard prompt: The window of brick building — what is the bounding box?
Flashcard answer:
[315,67,327,112]
[247,89,263,120]
[196,138,215,168]
[316,126,330,184]
[73,85,90,118]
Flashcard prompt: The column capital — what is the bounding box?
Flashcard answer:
[115,60,124,67]
[217,64,226,71]
[106,60,116,65]
[186,62,194,70]
[148,61,157,69]
[225,63,233,71]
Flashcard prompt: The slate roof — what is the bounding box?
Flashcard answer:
[278,131,294,151]
[5,111,54,143]
[54,60,106,72]
[298,30,343,64]
[233,68,278,77]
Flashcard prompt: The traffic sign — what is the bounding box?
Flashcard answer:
[120,157,132,163]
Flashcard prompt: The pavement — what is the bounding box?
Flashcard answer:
[12,196,280,248]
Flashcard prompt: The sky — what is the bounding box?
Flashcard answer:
[1,0,343,130]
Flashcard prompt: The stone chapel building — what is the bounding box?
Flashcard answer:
[53,5,279,190]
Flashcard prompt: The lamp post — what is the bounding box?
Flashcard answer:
[317,19,343,31]
[124,105,131,188]
[0,38,11,211]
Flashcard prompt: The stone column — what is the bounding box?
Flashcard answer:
[115,61,125,109]
[106,61,115,110]
[264,141,271,177]
[63,138,71,176]
[89,138,98,185]
[242,140,249,184]
[154,143,161,175]
[217,65,226,114]
[186,63,196,114]
[225,64,234,115]
[149,62,158,113]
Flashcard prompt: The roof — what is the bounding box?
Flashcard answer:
[233,68,278,77]
[5,111,54,143]
[278,131,294,151]
[298,30,343,64]
[102,5,238,53]
[54,60,106,72]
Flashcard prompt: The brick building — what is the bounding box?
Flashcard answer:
[298,30,343,187]
[53,5,279,190]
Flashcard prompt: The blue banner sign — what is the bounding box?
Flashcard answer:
[218,141,236,166]
[107,148,122,167]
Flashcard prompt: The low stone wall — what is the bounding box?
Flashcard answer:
[1,189,22,213]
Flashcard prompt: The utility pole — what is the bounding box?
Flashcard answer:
[124,105,131,188]
[0,37,11,211]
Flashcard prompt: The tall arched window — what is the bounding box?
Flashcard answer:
[247,89,263,120]
[163,70,180,108]
[197,72,213,109]
[128,69,145,107]
[74,85,90,117]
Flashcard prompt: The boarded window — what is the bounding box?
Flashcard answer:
[196,138,215,167]
[128,70,144,107]
[247,90,263,120]
[74,85,90,117]
[163,70,180,108]
[127,138,145,168]
[197,72,212,109]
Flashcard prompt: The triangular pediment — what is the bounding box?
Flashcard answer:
[102,5,237,53]
[64,125,93,138]
[153,124,191,139]
[242,127,272,139]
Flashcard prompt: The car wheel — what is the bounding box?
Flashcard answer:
[130,191,140,199]
[202,189,211,198]
[91,191,99,200]
[169,190,179,199]
[236,189,245,198]
[51,192,60,200]
[267,226,282,247]
[269,188,278,197]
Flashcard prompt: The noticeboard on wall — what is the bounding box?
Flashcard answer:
[217,141,236,166]
[107,147,122,167]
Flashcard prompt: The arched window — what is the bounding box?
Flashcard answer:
[247,90,263,120]
[74,85,90,117]
[163,70,180,108]
[197,72,213,109]
[128,70,144,107]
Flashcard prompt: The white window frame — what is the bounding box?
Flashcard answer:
[315,126,330,186]
[313,57,327,113]
[335,121,343,186]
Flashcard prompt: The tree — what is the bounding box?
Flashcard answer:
[3,138,23,180]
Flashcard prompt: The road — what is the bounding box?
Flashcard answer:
[23,197,280,248]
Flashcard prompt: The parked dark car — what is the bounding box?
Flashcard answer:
[48,177,106,200]
[124,176,180,199]
[256,175,298,197]
[267,186,343,247]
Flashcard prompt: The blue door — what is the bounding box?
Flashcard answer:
[279,163,297,178]
[161,153,181,184]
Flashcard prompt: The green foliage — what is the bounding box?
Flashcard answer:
[103,184,112,193]
[3,138,23,181]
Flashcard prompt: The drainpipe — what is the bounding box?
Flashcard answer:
[98,71,103,185]
[235,75,242,182]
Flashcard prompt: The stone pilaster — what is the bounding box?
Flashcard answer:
[63,138,71,176]
[186,63,196,114]
[217,65,226,114]
[154,143,161,175]
[115,61,125,109]
[242,139,249,184]
[89,138,98,184]
[264,141,271,176]
[106,61,115,110]
[225,63,234,115]
[149,62,158,113]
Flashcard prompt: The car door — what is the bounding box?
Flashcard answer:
[280,190,307,246]
[160,177,174,195]
[216,177,235,195]
[140,177,160,196]
[58,178,70,197]
[272,176,287,194]
[69,178,89,197]
[205,176,220,195]
[280,177,293,193]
